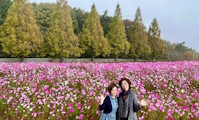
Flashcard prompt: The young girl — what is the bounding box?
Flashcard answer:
[99,82,118,120]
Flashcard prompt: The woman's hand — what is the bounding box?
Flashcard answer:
[100,95,105,105]
[140,99,149,107]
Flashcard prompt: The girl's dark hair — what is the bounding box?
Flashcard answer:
[107,82,118,94]
[119,77,131,91]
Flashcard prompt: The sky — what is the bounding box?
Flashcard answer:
[31,0,199,51]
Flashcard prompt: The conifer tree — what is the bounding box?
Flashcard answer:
[128,7,150,60]
[79,4,110,61]
[44,0,80,62]
[148,18,167,60]
[107,4,130,61]
[0,0,43,61]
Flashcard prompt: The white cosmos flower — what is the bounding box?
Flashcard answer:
[181,89,185,93]
[47,104,50,108]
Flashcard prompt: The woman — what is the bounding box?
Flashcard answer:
[117,78,149,120]
[99,82,118,120]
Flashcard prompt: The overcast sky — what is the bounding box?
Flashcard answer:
[31,0,199,51]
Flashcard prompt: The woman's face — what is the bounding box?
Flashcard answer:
[121,80,129,91]
[111,86,118,97]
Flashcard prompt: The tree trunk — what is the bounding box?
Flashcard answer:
[60,57,64,63]
[21,56,24,62]
[115,55,118,62]
[91,56,94,62]
[134,56,138,62]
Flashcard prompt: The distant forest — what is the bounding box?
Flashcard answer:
[0,0,198,62]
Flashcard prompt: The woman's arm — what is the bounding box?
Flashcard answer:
[99,96,107,111]
[132,93,142,112]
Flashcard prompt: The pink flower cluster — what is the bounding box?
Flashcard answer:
[0,61,198,119]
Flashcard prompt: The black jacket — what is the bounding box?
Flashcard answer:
[99,96,119,114]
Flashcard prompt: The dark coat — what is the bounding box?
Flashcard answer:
[117,91,142,120]
[99,96,119,114]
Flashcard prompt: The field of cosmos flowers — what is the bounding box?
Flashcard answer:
[0,61,198,120]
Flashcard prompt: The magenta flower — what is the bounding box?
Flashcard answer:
[69,109,75,113]
[81,90,86,95]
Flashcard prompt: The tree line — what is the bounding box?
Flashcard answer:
[0,0,197,62]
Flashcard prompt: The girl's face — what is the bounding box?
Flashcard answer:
[121,80,129,92]
[111,86,118,97]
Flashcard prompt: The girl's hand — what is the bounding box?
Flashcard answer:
[140,99,149,107]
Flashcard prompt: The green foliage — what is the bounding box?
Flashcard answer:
[148,18,167,60]
[127,7,151,59]
[100,10,113,35]
[44,0,80,59]
[0,0,43,58]
[32,3,56,36]
[79,4,110,59]
[70,7,80,34]
[165,41,195,61]
[71,7,89,34]
[0,0,12,25]
[107,4,130,60]
[0,1,197,60]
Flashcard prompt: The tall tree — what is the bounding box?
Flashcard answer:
[148,18,167,60]
[44,0,80,62]
[70,7,80,34]
[160,40,168,59]
[183,51,193,60]
[0,0,12,56]
[127,7,150,60]
[71,7,89,33]
[107,4,130,61]
[175,41,189,52]
[0,0,43,61]
[0,0,12,25]
[123,19,133,36]
[32,3,56,36]
[100,10,113,35]
[79,4,110,61]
